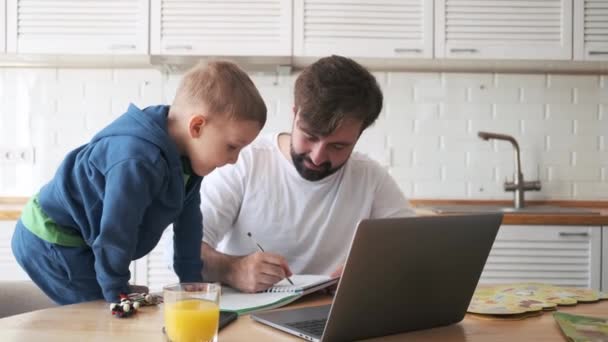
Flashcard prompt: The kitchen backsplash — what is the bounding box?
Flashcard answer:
[0,67,606,200]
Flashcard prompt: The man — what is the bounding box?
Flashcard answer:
[197,55,415,293]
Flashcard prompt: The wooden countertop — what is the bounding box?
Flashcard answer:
[1,292,607,341]
[0,198,26,221]
[2,197,608,225]
[411,199,608,226]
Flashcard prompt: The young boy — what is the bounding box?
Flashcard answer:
[11,61,267,305]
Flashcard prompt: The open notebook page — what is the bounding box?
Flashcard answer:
[220,274,338,315]
[263,274,336,293]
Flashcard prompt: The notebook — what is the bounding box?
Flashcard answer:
[220,274,338,315]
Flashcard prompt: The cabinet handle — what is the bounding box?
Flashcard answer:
[450,48,478,53]
[165,45,193,51]
[394,48,422,53]
[109,44,136,50]
[559,232,589,237]
[589,51,608,55]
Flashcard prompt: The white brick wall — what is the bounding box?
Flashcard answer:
[0,68,606,200]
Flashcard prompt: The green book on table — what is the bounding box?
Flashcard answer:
[220,274,338,315]
[553,311,608,342]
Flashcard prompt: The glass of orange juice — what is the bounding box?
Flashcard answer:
[163,283,221,342]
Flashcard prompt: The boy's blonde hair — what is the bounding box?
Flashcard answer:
[172,60,267,127]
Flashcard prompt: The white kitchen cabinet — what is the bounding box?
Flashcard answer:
[0,221,30,281]
[435,0,573,60]
[6,0,149,55]
[150,0,292,56]
[574,0,608,61]
[1,0,6,53]
[479,225,602,290]
[294,0,433,59]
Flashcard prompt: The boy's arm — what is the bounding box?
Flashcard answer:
[172,181,204,283]
[93,159,162,302]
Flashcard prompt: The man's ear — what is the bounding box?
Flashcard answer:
[189,115,207,138]
[292,106,298,117]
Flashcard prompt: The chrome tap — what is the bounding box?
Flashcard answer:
[477,131,541,208]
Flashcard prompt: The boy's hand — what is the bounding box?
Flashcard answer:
[227,252,292,293]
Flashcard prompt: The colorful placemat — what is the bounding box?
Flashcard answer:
[468,283,607,317]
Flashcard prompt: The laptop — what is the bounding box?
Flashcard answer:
[251,213,502,341]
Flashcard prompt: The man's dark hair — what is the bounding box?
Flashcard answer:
[294,55,383,136]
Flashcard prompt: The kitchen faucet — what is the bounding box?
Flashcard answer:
[477,131,541,208]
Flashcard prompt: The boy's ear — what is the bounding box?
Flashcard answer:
[292,106,298,117]
[189,115,207,138]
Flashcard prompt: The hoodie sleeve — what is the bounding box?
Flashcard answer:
[172,181,204,283]
[93,158,164,302]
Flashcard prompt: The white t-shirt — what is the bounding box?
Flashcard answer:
[201,133,416,275]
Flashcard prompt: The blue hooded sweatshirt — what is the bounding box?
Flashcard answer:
[37,104,203,301]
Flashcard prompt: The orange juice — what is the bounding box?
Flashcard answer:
[164,299,220,342]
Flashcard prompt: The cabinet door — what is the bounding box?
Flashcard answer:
[574,0,608,61]
[435,0,573,60]
[6,0,149,54]
[0,0,5,53]
[479,225,601,290]
[0,221,30,281]
[151,0,292,56]
[294,0,433,58]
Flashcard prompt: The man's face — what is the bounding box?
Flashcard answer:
[290,112,362,181]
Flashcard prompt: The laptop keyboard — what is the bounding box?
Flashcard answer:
[286,318,327,336]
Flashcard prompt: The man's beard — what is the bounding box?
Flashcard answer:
[290,144,343,181]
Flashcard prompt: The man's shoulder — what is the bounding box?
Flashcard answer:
[342,152,391,183]
[347,152,386,171]
[249,134,277,150]
[241,133,281,160]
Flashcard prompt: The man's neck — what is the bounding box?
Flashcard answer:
[277,133,292,163]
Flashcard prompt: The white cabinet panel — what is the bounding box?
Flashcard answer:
[435,0,573,60]
[0,221,30,281]
[6,0,149,54]
[151,0,292,56]
[574,0,608,61]
[479,225,601,290]
[1,0,5,53]
[294,0,433,58]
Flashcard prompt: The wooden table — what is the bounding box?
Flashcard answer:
[0,292,606,341]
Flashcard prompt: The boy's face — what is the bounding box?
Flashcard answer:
[290,110,362,181]
[187,114,261,176]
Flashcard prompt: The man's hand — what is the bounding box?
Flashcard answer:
[201,242,293,293]
[321,263,344,296]
[330,264,344,278]
[227,252,293,293]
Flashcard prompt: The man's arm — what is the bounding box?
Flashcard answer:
[201,242,292,293]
